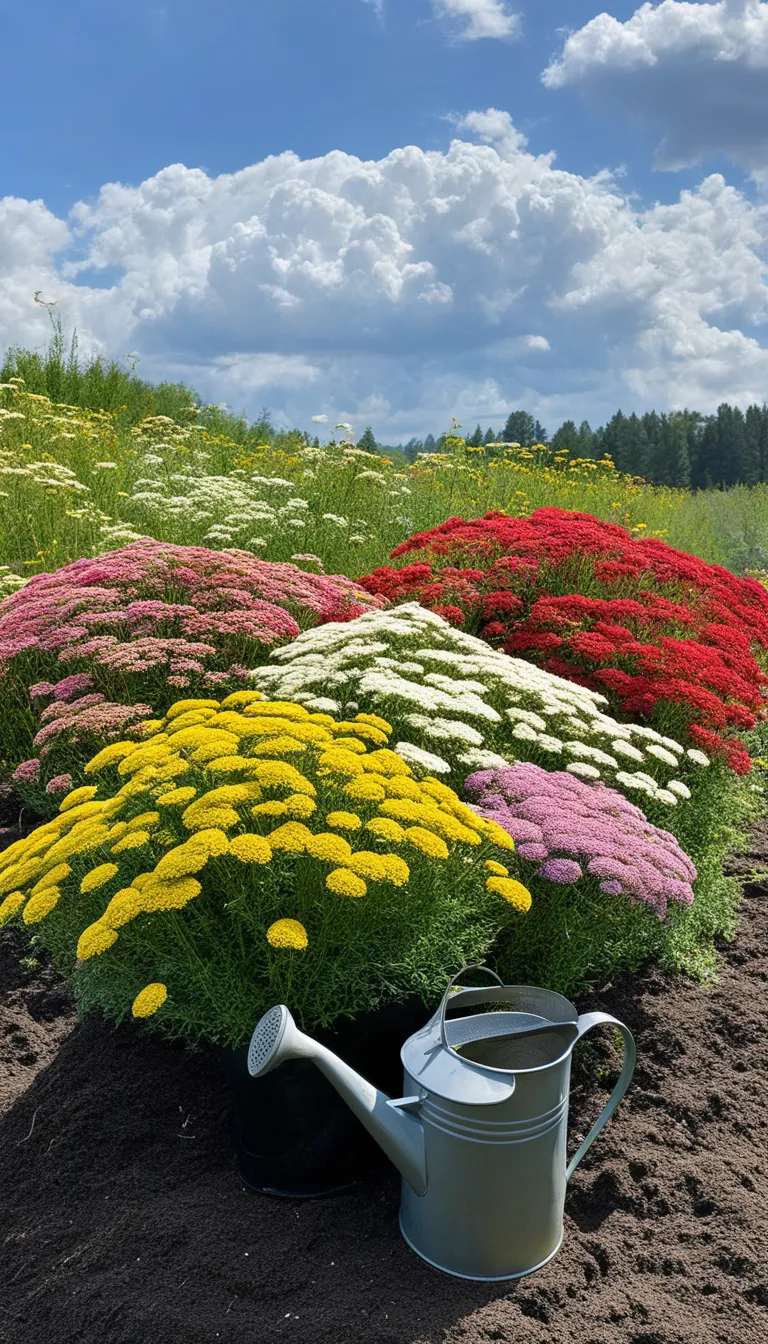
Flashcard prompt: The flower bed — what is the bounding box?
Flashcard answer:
[0,692,528,1044]
[360,508,768,772]
[0,540,383,775]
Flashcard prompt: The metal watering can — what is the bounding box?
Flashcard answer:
[247,967,636,1281]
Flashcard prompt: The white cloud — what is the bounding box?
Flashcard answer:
[542,1,768,174]
[433,0,521,42]
[2,109,768,438]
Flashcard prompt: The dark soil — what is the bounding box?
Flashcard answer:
[0,852,766,1343]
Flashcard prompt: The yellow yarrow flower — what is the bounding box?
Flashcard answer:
[125,811,160,831]
[328,736,368,755]
[344,776,387,803]
[131,983,168,1018]
[220,690,264,708]
[403,827,449,859]
[249,762,315,795]
[229,834,272,864]
[141,877,202,912]
[84,741,139,774]
[326,811,362,831]
[59,785,99,812]
[284,793,316,819]
[249,734,307,756]
[112,830,151,853]
[471,816,516,852]
[23,886,61,924]
[77,922,119,959]
[157,786,198,807]
[166,698,221,719]
[334,721,388,746]
[117,743,172,776]
[101,888,145,929]
[0,891,25,925]
[380,776,424,801]
[243,700,309,720]
[266,918,308,949]
[266,822,313,853]
[205,756,253,775]
[189,734,241,763]
[251,800,288,817]
[364,817,405,843]
[354,712,392,735]
[30,862,71,894]
[316,748,364,778]
[361,749,410,777]
[347,851,409,886]
[486,877,532,912]
[305,832,353,865]
[485,860,509,877]
[326,868,367,899]
[80,863,120,894]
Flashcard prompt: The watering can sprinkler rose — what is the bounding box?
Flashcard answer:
[249,967,636,1282]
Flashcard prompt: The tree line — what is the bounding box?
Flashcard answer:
[372,405,768,489]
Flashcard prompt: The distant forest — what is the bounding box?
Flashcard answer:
[369,405,768,489]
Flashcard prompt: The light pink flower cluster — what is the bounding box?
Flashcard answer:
[0,540,384,708]
[465,761,697,919]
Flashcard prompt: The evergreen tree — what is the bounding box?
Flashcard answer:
[501,410,536,445]
[549,420,580,456]
[662,413,692,488]
[743,405,764,486]
[483,427,497,444]
[356,426,378,453]
[467,423,484,447]
[532,418,548,445]
[577,420,595,458]
[422,433,437,454]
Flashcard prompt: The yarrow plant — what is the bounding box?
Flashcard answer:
[0,539,383,772]
[462,762,735,994]
[250,604,710,822]
[0,692,530,1044]
[11,673,155,818]
[361,508,768,772]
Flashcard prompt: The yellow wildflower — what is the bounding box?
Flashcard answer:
[0,891,25,925]
[165,710,218,733]
[328,736,368,754]
[243,701,309,720]
[154,843,211,882]
[364,817,405,843]
[317,748,364,778]
[59,785,99,812]
[104,821,129,842]
[361,750,410,777]
[189,733,241,762]
[470,816,516,852]
[205,757,253,775]
[84,741,139,774]
[344,776,387,803]
[112,830,151,853]
[157,786,198,807]
[486,877,532,912]
[251,800,288,817]
[334,721,388,746]
[354,712,392,735]
[101,888,145,929]
[22,887,61,924]
[305,832,353,865]
[381,776,424,801]
[347,851,409,885]
[77,922,119,959]
[266,918,308,950]
[266,822,313,853]
[117,743,172,776]
[326,868,367,898]
[125,811,160,831]
[220,690,264,708]
[485,860,509,877]
[183,804,240,832]
[249,735,307,756]
[403,827,449,859]
[141,877,202,912]
[30,863,71,894]
[284,793,316,819]
[249,762,315,795]
[326,811,363,831]
[55,800,106,827]
[80,863,119,894]
[166,698,221,719]
[131,983,168,1018]
[229,834,272,864]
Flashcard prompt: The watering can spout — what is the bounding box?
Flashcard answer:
[248,1006,427,1196]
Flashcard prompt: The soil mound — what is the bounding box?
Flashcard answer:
[0,879,765,1344]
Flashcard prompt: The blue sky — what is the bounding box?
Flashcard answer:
[2,1,768,440]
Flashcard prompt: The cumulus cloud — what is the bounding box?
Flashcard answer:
[2,108,768,437]
[433,0,521,42]
[542,1,768,174]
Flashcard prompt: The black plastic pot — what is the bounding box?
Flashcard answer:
[216,997,427,1199]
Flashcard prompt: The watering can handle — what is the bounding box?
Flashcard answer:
[438,965,505,1051]
[566,1012,637,1184]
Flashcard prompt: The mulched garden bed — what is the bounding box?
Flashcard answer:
[0,828,766,1344]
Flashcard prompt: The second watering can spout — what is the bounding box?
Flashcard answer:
[248,1005,428,1196]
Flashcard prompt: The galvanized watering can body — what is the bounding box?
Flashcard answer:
[248,968,636,1282]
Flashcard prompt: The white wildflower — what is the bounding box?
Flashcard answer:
[565,762,601,780]
[667,780,691,800]
[395,742,451,776]
[686,748,710,767]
